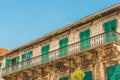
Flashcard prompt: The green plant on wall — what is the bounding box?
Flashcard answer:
[72,69,85,80]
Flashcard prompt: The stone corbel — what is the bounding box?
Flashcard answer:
[96,47,106,61]
[63,59,71,67]
[23,69,33,77]
[85,52,93,60]
[111,46,119,56]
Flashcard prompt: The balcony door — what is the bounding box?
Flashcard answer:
[12,58,17,65]
[11,56,20,70]
[104,19,117,42]
[5,58,11,73]
[41,45,49,62]
[59,38,68,57]
[80,29,90,50]
[11,56,20,65]
[26,50,33,60]
[26,50,33,67]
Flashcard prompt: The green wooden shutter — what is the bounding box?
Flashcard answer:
[21,54,26,67]
[84,71,92,80]
[80,32,85,50]
[59,38,68,57]
[5,58,11,73]
[22,54,26,61]
[26,50,33,60]
[106,64,120,80]
[41,45,49,62]
[25,50,32,67]
[80,29,90,50]
[110,19,116,31]
[110,19,117,41]
[85,29,90,49]
[104,22,111,42]
[16,56,20,63]
[104,19,117,42]
[59,77,68,80]
[5,58,11,67]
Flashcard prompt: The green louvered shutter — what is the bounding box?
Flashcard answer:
[85,29,90,49]
[104,22,110,42]
[59,38,68,57]
[5,58,11,67]
[80,32,85,50]
[22,54,26,61]
[16,56,20,63]
[59,77,68,80]
[26,50,33,60]
[106,64,120,80]
[41,45,49,62]
[5,58,11,73]
[84,71,92,80]
[104,19,117,42]
[21,54,26,67]
[110,19,117,41]
[80,29,90,50]
[26,50,32,67]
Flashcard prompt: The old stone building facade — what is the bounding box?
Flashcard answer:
[0,4,120,80]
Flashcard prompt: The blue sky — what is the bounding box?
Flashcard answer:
[0,0,120,50]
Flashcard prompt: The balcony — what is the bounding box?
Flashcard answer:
[2,31,120,76]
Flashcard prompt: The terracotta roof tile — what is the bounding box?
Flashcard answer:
[0,48,9,54]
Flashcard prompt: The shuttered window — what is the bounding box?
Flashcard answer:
[84,71,92,80]
[21,54,26,67]
[41,45,49,62]
[12,56,20,65]
[59,77,69,80]
[106,64,120,80]
[5,58,11,73]
[59,38,68,57]
[25,50,33,67]
[104,19,117,42]
[5,58,11,67]
[80,29,90,50]
[16,56,20,63]
[22,54,26,61]
[26,50,33,60]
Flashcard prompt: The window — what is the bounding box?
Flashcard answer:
[21,54,26,68]
[59,38,68,57]
[104,19,117,42]
[104,19,117,32]
[80,29,90,50]
[11,56,20,70]
[11,56,20,65]
[59,77,69,80]
[5,58,11,67]
[84,71,92,80]
[5,58,11,73]
[22,54,26,61]
[26,50,33,60]
[41,45,49,62]
[106,64,120,80]
[21,50,32,67]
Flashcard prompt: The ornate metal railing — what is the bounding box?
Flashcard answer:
[2,31,120,76]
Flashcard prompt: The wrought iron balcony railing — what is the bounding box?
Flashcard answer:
[2,31,120,76]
